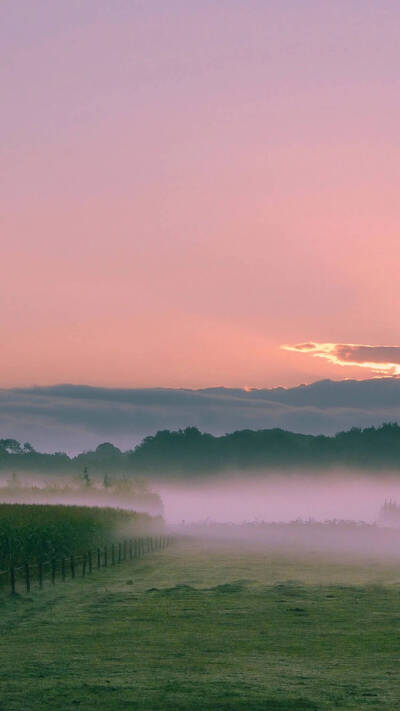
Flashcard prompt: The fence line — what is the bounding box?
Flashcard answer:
[0,535,173,595]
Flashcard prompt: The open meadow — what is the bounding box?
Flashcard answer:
[1,536,400,710]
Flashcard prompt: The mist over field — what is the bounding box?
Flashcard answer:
[155,472,400,561]
[3,468,400,527]
[0,472,164,517]
[3,465,400,531]
[4,430,400,559]
[157,472,400,524]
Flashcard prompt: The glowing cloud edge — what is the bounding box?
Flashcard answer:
[282,342,400,377]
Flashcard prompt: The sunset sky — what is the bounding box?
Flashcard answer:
[3,1,400,389]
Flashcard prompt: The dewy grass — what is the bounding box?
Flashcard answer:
[1,537,400,710]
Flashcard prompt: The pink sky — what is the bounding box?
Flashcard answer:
[2,1,400,388]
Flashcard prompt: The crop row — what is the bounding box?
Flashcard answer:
[0,503,161,567]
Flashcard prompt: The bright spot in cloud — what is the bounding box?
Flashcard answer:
[282,343,400,377]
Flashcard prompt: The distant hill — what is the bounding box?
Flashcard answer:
[2,422,400,477]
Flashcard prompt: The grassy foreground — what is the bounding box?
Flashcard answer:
[1,538,400,710]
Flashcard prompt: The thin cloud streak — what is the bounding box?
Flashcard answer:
[283,343,400,376]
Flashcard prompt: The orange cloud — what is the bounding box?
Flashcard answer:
[282,342,400,376]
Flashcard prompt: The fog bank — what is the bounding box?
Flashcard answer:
[157,471,400,525]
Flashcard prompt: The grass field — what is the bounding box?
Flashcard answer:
[1,537,400,710]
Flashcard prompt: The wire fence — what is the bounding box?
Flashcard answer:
[0,535,173,595]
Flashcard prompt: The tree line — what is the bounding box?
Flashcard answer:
[2,423,400,476]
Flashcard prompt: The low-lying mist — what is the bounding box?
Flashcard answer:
[158,470,400,560]
[5,468,400,559]
[4,469,400,526]
[158,470,400,525]
[0,473,163,517]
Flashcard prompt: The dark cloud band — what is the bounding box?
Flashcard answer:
[1,379,400,453]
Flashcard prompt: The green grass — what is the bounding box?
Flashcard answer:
[1,538,400,710]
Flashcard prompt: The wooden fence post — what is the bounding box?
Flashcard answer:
[10,566,16,595]
[25,562,30,593]
[104,546,108,567]
[129,539,133,560]
[61,558,66,582]
[112,544,115,565]
[88,550,92,573]
[82,554,87,577]
[118,542,122,563]
[97,548,101,568]
[70,555,75,579]
[51,559,56,585]
[38,560,43,588]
